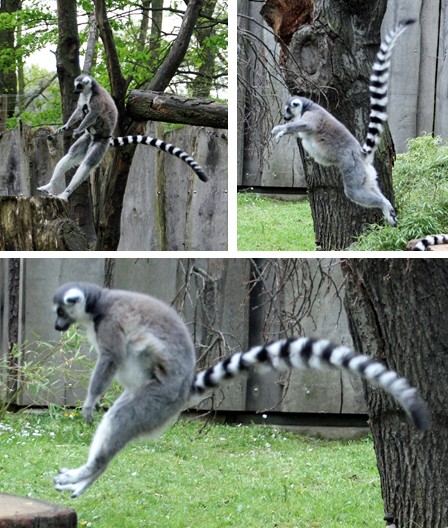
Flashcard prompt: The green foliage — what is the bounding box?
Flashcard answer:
[353,135,448,250]
[237,193,315,251]
[0,327,93,418]
[0,414,382,526]
[1,0,227,128]
[6,65,61,128]
[0,4,56,69]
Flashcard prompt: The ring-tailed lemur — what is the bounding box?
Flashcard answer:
[271,19,416,226]
[406,234,448,251]
[52,282,429,498]
[37,75,207,200]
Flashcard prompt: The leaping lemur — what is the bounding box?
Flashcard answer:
[38,75,207,201]
[271,19,416,226]
[52,282,429,498]
[406,234,448,251]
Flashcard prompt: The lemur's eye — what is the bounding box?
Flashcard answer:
[57,307,65,317]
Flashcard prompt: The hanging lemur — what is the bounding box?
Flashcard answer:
[271,19,415,226]
[52,282,430,498]
[38,76,207,200]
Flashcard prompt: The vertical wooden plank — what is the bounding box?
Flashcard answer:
[279,259,365,414]
[117,125,227,251]
[382,0,424,152]
[237,0,249,186]
[434,1,448,137]
[417,0,440,135]
[239,2,305,187]
[0,95,7,133]
[182,258,251,411]
[20,259,106,406]
[111,258,179,302]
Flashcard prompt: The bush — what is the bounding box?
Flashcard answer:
[353,135,448,250]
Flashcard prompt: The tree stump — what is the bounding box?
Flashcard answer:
[0,197,88,250]
[0,493,77,528]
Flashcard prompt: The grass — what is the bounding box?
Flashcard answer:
[238,136,448,251]
[1,411,383,527]
[353,135,448,250]
[237,193,315,251]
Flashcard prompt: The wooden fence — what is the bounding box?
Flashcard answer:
[239,0,447,188]
[0,258,367,426]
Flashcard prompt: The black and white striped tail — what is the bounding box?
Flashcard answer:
[361,18,416,163]
[408,234,448,251]
[190,337,430,430]
[110,135,208,182]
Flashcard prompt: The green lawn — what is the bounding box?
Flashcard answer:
[237,194,315,251]
[1,411,383,527]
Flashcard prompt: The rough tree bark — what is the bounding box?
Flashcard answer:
[261,0,396,250]
[127,91,227,128]
[0,0,19,118]
[190,0,218,98]
[5,259,20,405]
[0,197,88,250]
[342,258,448,527]
[56,0,95,244]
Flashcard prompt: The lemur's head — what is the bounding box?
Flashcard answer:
[73,75,94,95]
[283,96,304,121]
[53,282,102,331]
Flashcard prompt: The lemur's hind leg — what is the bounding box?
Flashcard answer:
[38,134,91,196]
[57,138,109,201]
[342,160,397,227]
[54,379,185,497]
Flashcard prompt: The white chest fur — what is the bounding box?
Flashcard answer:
[78,91,92,112]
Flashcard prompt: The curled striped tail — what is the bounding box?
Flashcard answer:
[407,234,448,251]
[110,135,208,182]
[190,337,430,430]
[361,18,416,163]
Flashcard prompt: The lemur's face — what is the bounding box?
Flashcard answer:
[284,97,303,121]
[73,76,93,95]
[53,286,87,331]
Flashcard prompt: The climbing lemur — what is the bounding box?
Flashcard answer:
[272,19,416,226]
[38,75,207,200]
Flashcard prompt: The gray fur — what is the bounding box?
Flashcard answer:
[53,282,195,497]
[38,76,207,200]
[53,283,429,498]
[271,20,415,227]
[38,76,118,200]
[406,234,448,251]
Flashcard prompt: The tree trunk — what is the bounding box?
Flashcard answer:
[5,259,20,405]
[261,0,396,250]
[190,0,218,98]
[95,0,203,250]
[0,197,88,250]
[127,90,227,128]
[56,0,96,244]
[0,0,19,118]
[147,0,203,92]
[342,258,448,527]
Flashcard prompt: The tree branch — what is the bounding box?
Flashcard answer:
[82,12,98,74]
[127,90,227,128]
[93,0,126,118]
[147,0,203,91]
